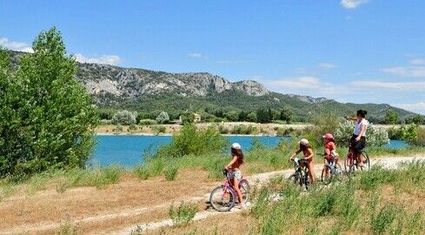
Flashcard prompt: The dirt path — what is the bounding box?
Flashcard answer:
[113,155,425,235]
[1,156,424,235]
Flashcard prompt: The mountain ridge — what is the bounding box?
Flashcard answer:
[6,50,419,122]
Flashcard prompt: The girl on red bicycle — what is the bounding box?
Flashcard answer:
[225,143,244,206]
[323,133,338,177]
[290,139,316,183]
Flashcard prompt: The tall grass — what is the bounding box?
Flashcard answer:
[249,161,425,234]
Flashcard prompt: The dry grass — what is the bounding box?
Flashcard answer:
[0,169,215,234]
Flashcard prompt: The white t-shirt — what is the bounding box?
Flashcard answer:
[353,119,369,136]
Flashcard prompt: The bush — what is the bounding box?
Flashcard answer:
[157,124,227,158]
[231,125,257,135]
[411,127,425,146]
[164,165,179,181]
[169,202,198,226]
[151,125,166,134]
[133,165,150,180]
[388,124,417,141]
[139,119,157,125]
[156,111,170,124]
[0,28,98,178]
[334,121,389,147]
[112,110,137,125]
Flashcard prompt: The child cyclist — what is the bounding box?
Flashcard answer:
[290,139,316,183]
[225,143,244,206]
[322,133,339,178]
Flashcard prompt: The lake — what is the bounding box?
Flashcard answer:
[90,135,408,167]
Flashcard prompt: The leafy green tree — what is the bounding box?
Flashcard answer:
[256,108,273,123]
[238,111,248,121]
[156,111,170,124]
[246,112,257,122]
[412,115,424,125]
[384,110,399,124]
[280,107,293,124]
[0,28,98,178]
[224,110,239,122]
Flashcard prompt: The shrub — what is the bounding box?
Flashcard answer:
[169,202,198,225]
[371,204,399,234]
[151,125,166,134]
[411,127,425,146]
[334,121,389,147]
[156,111,170,124]
[0,28,98,179]
[157,124,227,158]
[68,166,123,189]
[133,165,150,180]
[231,125,257,135]
[164,165,179,181]
[139,119,157,125]
[112,110,137,125]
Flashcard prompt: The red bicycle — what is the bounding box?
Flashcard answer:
[209,169,250,212]
[344,145,370,174]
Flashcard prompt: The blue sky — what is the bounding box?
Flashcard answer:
[1,0,425,114]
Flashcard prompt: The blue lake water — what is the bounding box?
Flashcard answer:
[90,135,408,167]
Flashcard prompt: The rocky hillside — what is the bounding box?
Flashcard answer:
[78,63,269,98]
[6,50,419,122]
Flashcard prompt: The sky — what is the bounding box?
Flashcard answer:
[1,0,425,114]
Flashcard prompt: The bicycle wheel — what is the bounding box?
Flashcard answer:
[302,170,310,190]
[239,179,250,203]
[358,151,370,171]
[321,166,332,185]
[344,156,356,174]
[288,172,301,186]
[209,185,236,212]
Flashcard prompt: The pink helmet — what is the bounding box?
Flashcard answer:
[323,133,334,140]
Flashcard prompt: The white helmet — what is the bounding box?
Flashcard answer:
[231,143,241,150]
[298,138,309,146]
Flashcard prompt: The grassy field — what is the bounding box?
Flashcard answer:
[159,161,425,235]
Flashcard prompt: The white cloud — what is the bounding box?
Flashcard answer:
[216,59,249,64]
[410,58,425,65]
[0,37,33,53]
[266,76,322,89]
[395,102,425,115]
[74,53,121,65]
[381,66,425,78]
[318,63,337,69]
[381,58,425,77]
[350,80,425,90]
[340,0,369,9]
[187,52,208,59]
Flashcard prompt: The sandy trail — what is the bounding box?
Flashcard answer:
[1,155,424,235]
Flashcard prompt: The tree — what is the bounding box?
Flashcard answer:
[224,110,239,122]
[0,28,98,178]
[412,115,424,125]
[156,111,170,124]
[246,112,257,122]
[384,110,399,124]
[112,110,137,125]
[256,108,272,123]
[280,107,293,124]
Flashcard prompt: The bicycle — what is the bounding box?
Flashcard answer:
[288,157,310,190]
[209,169,250,212]
[320,156,343,185]
[344,145,370,174]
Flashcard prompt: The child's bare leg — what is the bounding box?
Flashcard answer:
[232,178,243,203]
